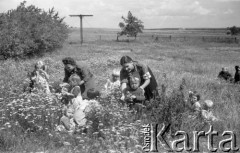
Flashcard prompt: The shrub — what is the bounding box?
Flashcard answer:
[227,26,240,36]
[0,1,68,59]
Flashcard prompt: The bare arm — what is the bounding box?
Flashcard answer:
[121,82,127,95]
[140,78,150,89]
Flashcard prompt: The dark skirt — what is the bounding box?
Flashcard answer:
[144,67,159,101]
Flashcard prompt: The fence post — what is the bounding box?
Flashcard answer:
[202,36,205,42]
[99,35,101,40]
[169,35,172,41]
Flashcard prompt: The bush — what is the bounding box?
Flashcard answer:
[0,1,68,59]
[227,26,240,36]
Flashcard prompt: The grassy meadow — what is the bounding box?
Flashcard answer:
[0,28,240,152]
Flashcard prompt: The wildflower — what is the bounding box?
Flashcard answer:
[0,127,5,131]
[48,133,53,137]
[4,122,10,126]
[63,141,71,146]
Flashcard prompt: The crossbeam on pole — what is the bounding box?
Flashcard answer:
[69,14,93,44]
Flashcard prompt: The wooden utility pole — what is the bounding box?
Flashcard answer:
[69,14,93,44]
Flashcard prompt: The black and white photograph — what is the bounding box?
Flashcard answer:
[0,0,240,152]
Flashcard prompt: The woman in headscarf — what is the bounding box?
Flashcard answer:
[119,56,159,101]
[62,57,96,99]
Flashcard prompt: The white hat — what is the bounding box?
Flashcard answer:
[204,100,214,108]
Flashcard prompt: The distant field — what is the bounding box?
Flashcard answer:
[69,27,239,43]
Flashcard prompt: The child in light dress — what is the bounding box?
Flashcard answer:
[28,60,50,94]
[57,74,86,133]
[104,69,120,92]
[57,74,103,133]
[201,100,218,122]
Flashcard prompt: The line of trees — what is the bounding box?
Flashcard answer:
[0,1,68,59]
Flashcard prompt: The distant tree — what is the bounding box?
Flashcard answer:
[117,11,144,41]
[227,26,240,35]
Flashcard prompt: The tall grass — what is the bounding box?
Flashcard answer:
[0,29,240,152]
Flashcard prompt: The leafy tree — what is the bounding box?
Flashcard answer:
[227,26,240,35]
[117,11,144,41]
[0,1,68,59]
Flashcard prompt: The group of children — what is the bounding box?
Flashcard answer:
[26,60,219,133]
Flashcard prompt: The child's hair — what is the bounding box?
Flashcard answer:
[189,91,200,101]
[87,88,100,99]
[69,74,81,85]
[202,100,214,110]
[129,72,141,85]
[35,60,47,71]
[129,76,140,84]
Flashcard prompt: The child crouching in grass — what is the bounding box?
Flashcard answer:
[124,72,146,118]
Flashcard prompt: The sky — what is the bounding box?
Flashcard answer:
[0,0,240,29]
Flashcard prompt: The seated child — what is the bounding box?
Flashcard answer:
[59,74,87,131]
[83,88,102,115]
[201,100,219,122]
[125,72,145,110]
[104,68,120,92]
[187,91,201,112]
[28,60,50,93]
[56,107,76,134]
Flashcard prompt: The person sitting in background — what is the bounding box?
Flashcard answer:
[217,67,233,82]
[104,68,121,92]
[27,60,50,93]
[234,65,240,83]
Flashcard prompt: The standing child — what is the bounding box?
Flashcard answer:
[104,68,121,92]
[29,60,50,93]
